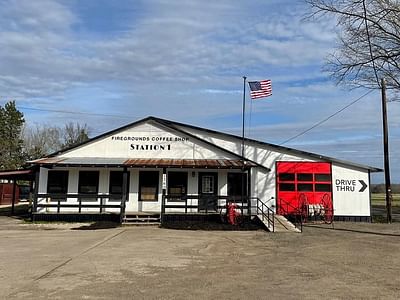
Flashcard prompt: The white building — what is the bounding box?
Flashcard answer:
[29,116,381,226]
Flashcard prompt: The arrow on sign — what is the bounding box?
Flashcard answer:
[359,180,368,192]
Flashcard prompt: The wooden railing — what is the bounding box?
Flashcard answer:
[34,193,125,214]
[161,194,250,215]
[161,194,275,230]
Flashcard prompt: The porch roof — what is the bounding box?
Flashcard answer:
[31,157,258,169]
[0,169,35,180]
[124,158,256,169]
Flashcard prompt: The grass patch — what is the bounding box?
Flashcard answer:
[371,193,400,206]
[372,214,388,223]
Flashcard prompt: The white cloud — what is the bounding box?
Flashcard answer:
[0,0,398,181]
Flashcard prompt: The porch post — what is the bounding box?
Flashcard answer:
[11,176,16,216]
[120,167,128,223]
[161,168,167,222]
[247,168,251,216]
[32,169,40,220]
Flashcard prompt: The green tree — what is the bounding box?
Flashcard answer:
[0,101,25,170]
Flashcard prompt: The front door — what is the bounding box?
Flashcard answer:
[198,172,218,212]
[138,171,159,212]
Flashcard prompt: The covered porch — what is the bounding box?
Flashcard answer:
[30,158,274,225]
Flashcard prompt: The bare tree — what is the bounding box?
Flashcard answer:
[305,0,400,92]
[23,124,62,160]
[62,122,90,149]
[23,123,90,160]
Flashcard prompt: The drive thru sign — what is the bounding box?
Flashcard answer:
[335,179,368,192]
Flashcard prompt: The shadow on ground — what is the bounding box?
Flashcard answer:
[161,219,264,231]
[0,204,31,220]
[71,221,121,230]
[305,223,400,237]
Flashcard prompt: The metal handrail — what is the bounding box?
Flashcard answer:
[255,198,275,232]
[278,197,304,232]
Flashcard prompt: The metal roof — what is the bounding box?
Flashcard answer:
[0,169,34,180]
[32,157,255,169]
[124,159,255,168]
[152,117,383,172]
[28,116,382,173]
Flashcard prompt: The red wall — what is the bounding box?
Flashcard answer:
[0,184,20,205]
[276,162,332,215]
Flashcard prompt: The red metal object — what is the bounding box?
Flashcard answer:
[321,193,333,224]
[277,162,332,216]
[227,202,240,225]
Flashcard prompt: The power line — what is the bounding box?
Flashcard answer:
[279,89,374,146]
[18,106,132,119]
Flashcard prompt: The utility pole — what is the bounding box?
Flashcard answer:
[381,78,392,223]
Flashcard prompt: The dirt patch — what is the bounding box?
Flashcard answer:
[1,221,400,299]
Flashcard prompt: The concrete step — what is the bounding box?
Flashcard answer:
[256,214,274,232]
[274,214,301,233]
[122,213,160,225]
[122,222,160,226]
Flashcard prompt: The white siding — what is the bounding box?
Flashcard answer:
[332,164,370,216]
[59,122,232,160]
[34,119,373,217]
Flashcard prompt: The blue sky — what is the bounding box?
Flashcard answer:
[0,0,399,183]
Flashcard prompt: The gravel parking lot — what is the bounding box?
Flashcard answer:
[0,216,399,300]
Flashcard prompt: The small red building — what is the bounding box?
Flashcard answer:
[0,183,20,205]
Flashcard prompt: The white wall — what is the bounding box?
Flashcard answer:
[35,120,373,217]
[37,167,235,213]
[59,122,232,160]
[332,164,370,216]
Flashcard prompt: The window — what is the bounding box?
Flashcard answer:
[109,171,129,201]
[315,184,332,192]
[109,171,123,194]
[79,171,99,194]
[315,174,331,182]
[279,173,295,181]
[47,171,68,201]
[297,173,313,181]
[279,183,295,191]
[139,171,159,201]
[201,176,214,194]
[228,173,247,202]
[168,172,187,201]
[298,183,313,192]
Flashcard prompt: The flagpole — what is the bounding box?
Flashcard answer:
[241,76,247,215]
[241,76,246,160]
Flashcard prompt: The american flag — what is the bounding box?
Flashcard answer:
[248,80,272,99]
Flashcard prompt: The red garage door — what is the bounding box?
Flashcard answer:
[276,162,332,215]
